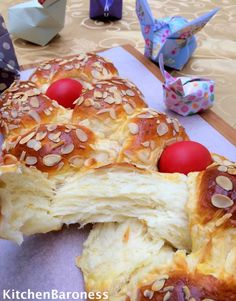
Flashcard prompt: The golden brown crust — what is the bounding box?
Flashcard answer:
[72,77,147,135]
[29,53,118,89]
[138,270,236,301]
[0,81,60,137]
[2,124,96,173]
[198,164,236,226]
[118,109,189,170]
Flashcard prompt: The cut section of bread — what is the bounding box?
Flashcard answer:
[0,163,190,250]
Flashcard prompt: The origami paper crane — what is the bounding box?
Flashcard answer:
[159,54,215,116]
[0,15,20,93]
[8,0,67,46]
[136,0,218,70]
[90,0,123,20]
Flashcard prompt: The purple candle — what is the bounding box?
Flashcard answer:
[90,0,122,21]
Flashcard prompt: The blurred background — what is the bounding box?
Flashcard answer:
[0,0,236,129]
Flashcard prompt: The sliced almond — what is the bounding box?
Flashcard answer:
[76,128,88,142]
[157,122,169,136]
[25,156,37,165]
[19,132,36,144]
[182,286,191,299]
[30,97,40,108]
[61,144,74,155]
[162,286,174,292]
[104,96,115,104]
[141,141,150,148]
[27,139,42,151]
[128,123,139,135]
[123,103,134,115]
[163,291,171,301]
[223,160,233,166]
[43,154,62,167]
[151,279,166,291]
[20,150,26,161]
[126,89,135,97]
[69,156,84,168]
[94,91,103,98]
[217,165,228,172]
[215,175,233,191]
[46,124,57,132]
[172,119,179,132]
[36,131,47,141]
[91,70,101,79]
[143,290,154,299]
[228,168,236,175]
[211,194,234,209]
[48,132,61,142]
[29,110,41,123]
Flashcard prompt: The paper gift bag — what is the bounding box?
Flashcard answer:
[136,0,218,70]
[8,0,67,46]
[0,15,20,93]
[90,0,122,20]
[159,54,215,116]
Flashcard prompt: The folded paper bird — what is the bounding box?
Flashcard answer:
[0,15,20,93]
[159,54,215,116]
[136,0,218,70]
[8,0,66,46]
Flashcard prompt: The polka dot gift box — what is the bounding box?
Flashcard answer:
[0,15,20,93]
[159,54,215,117]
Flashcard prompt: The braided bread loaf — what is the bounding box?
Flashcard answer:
[0,52,235,300]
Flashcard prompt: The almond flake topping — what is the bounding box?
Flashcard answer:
[151,279,166,291]
[211,194,234,209]
[123,103,134,115]
[143,290,154,299]
[46,124,57,131]
[36,131,47,141]
[69,156,84,168]
[128,123,139,135]
[76,128,88,142]
[19,132,36,144]
[29,110,41,123]
[104,96,115,104]
[163,291,171,301]
[157,122,169,136]
[228,168,236,175]
[30,97,40,108]
[48,132,61,142]
[217,165,228,172]
[27,139,42,151]
[61,144,74,155]
[43,154,62,167]
[126,89,135,97]
[25,156,37,165]
[215,175,233,191]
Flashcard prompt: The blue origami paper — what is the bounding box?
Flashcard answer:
[136,0,218,70]
[0,15,20,93]
[8,0,66,46]
[90,0,122,20]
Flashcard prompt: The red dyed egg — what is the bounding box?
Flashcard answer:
[46,78,83,109]
[158,141,212,175]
